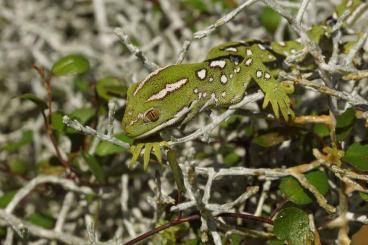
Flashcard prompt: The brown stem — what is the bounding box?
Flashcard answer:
[33,65,70,170]
[123,212,272,245]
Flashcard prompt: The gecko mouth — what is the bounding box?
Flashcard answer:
[135,101,197,139]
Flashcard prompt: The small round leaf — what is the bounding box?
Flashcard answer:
[259,7,281,33]
[96,76,127,101]
[343,143,368,171]
[18,93,48,110]
[52,54,89,76]
[273,207,314,245]
[279,170,329,205]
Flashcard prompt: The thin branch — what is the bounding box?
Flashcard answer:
[193,0,258,39]
[114,28,160,71]
[176,0,258,61]
[282,73,368,106]
[54,192,75,233]
[296,0,311,25]
[169,91,264,145]
[5,176,95,214]
[0,210,87,245]
[63,115,130,148]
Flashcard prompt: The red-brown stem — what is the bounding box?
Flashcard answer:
[33,65,70,170]
[123,212,273,245]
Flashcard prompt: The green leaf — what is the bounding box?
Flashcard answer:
[253,132,288,147]
[96,76,127,101]
[337,108,355,128]
[51,112,65,132]
[313,123,330,138]
[27,213,55,229]
[336,108,355,137]
[227,233,242,245]
[0,191,17,208]
[336,108,355,141]
[343,143,368,171]
[52,54,89,76]
[224,152,240,165]
[168,150,185,194]
[18,93,48,110]
[273,207,314,245]
[70,107,95,124]
[3,130,33,153]
[73,79,90,92]
[96,141,125,156]
[83,153,105,183]
[359,192,368,202]
[259,7,281,33]
[279,170,329,205]
[9,159,28,175]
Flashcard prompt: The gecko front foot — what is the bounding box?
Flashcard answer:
[262,82,295,121]
[129,140,170,170]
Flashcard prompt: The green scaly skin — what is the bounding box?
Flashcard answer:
[123,41,298,139]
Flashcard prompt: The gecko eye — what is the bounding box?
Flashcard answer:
[144,108,160,123]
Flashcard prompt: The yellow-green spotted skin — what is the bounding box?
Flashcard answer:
[122,40,299,139]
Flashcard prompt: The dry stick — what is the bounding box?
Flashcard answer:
[295,0,311,25]
[345,33,368,66]
[262,0,358,74]
[0,209,87,245]
[176,0,258,63]
[193,0,259,39]
[5,176,95,214]
[54,192,75,233]
[289,172,335,213]
[337,186,350,245]
[123,212,272,245]
[0,176,122,245]
[281,73,368,106]
[114,28,159,71]
[254,180,271,216]
[63,115,130,148]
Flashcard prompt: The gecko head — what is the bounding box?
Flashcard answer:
[122,65,193,139]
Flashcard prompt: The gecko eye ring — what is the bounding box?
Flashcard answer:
[144,108,160,122]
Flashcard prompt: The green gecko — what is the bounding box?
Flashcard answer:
[122,18,358,140]
[122,40,297,139]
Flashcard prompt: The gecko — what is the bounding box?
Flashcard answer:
[122,18,366,140]
[122,39,301,139]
